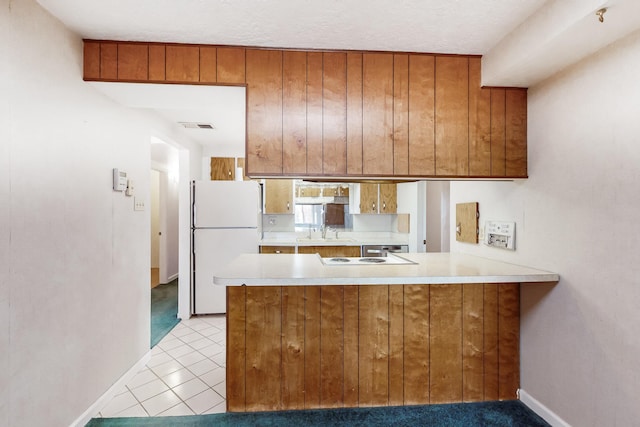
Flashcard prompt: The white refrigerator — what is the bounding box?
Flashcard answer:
[191,180,261,314]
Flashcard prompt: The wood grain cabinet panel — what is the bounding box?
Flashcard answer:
[210,157,235,180]
[306,52,324,175]
[148,45,166,81]
[393,54,409,175]
[217,47,246,84]
[227,283,521,412]
[322,52,347,176]
[346,53,364,175]
[83,41,101,80]
[282,51,308,174]
[117,44,148,81]
[491,89,506,176]
[165,45,199,82]
[246,49,283,174]
[505,89,528,177]
[379,183,397,213]
[199,46,217,83]
[408,54,435,176]
[435,56,469,176]
[363,53,394,176]
[100,42,118,80]
[264,179,293,214]
[468,57,491,176]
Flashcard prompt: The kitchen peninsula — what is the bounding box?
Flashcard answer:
[214,253,559,412]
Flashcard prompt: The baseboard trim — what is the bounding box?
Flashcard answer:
[167,273,178,282]
[520,389,572,427]
[70,350,151,427]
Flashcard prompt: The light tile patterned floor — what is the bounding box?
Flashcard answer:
[96,315,226,418]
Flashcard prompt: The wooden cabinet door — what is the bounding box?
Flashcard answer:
[260,246,295,254]
[323,52,347,175]
[264,179,293,214]
[217,47,246,84]
[505,89,527,178]
[408,54,435,176]
[468,57,491,177]
[298,246,361,257]
[359,183,379,214]
[379,183,397,214]
[210,157,235,180]
[246,49,283,175]
[283,51,308,174]
[363,53,394,176]
[435,56,469,176]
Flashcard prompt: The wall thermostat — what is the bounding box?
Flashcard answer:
[484,221,516,250]
[113,168,127,192]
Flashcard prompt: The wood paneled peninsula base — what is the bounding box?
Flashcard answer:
[215,253,559,412]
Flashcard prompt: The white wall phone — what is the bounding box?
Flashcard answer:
[112,168,127,192]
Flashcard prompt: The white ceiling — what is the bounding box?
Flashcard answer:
[37,0,640,154]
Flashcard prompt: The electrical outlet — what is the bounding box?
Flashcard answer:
[134,198,145,211]
[268,216,277,225]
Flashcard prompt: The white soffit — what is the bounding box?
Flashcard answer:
[482,0,640,87]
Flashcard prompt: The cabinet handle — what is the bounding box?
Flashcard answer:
[228,169,232,177]
[383,202,386,210]
[287,202,290,210]
[275,250,281,254]
[372,202,376,212]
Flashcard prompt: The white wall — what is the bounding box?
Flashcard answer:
[0,2,10,426]
[1,1,201,425]
[150,170,160,268]
[425,181,450,252]
[451,30,640,426]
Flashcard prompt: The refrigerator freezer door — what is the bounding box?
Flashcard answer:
[193,228,258,314]
[193,180,260,228]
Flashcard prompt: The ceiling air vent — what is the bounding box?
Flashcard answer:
[178,122,216,130]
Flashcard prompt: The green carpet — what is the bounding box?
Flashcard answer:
[150,279,180,348]
[86,400,549,427]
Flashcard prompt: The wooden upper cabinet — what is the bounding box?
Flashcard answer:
[282,51,308,175]
[148,45,166,81]
[199,47,217,83]
[346,53,364,176]
[359,183,379,214]
[117,44,149,81]
[393,54,409,176]
[468,57,491,177]
[217,47,246,84]
[264,179,293,214]
[166,45,199,82]
[435,56,469,176]
[83,41,100,80]
[379,183,397,214]
[81,41,527,179]
[246,49,283,175]
[210,157,235,180]
[505,89,527,177]
[408,54,435,176]
[306,52,324,175]
[322,52,347,176]
[363,53,394,176]
[490,88,506,177]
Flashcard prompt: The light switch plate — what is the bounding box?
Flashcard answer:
[134,198,145,211]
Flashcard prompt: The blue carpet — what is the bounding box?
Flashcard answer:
[150,279,180,348]
[86,400,549,427]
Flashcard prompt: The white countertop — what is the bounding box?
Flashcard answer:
[213,252,559,286]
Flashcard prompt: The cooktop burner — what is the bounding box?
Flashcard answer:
[321,254,416,266]
[358,257,386,263]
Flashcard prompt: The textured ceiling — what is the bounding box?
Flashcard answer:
[36,0,548,55]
